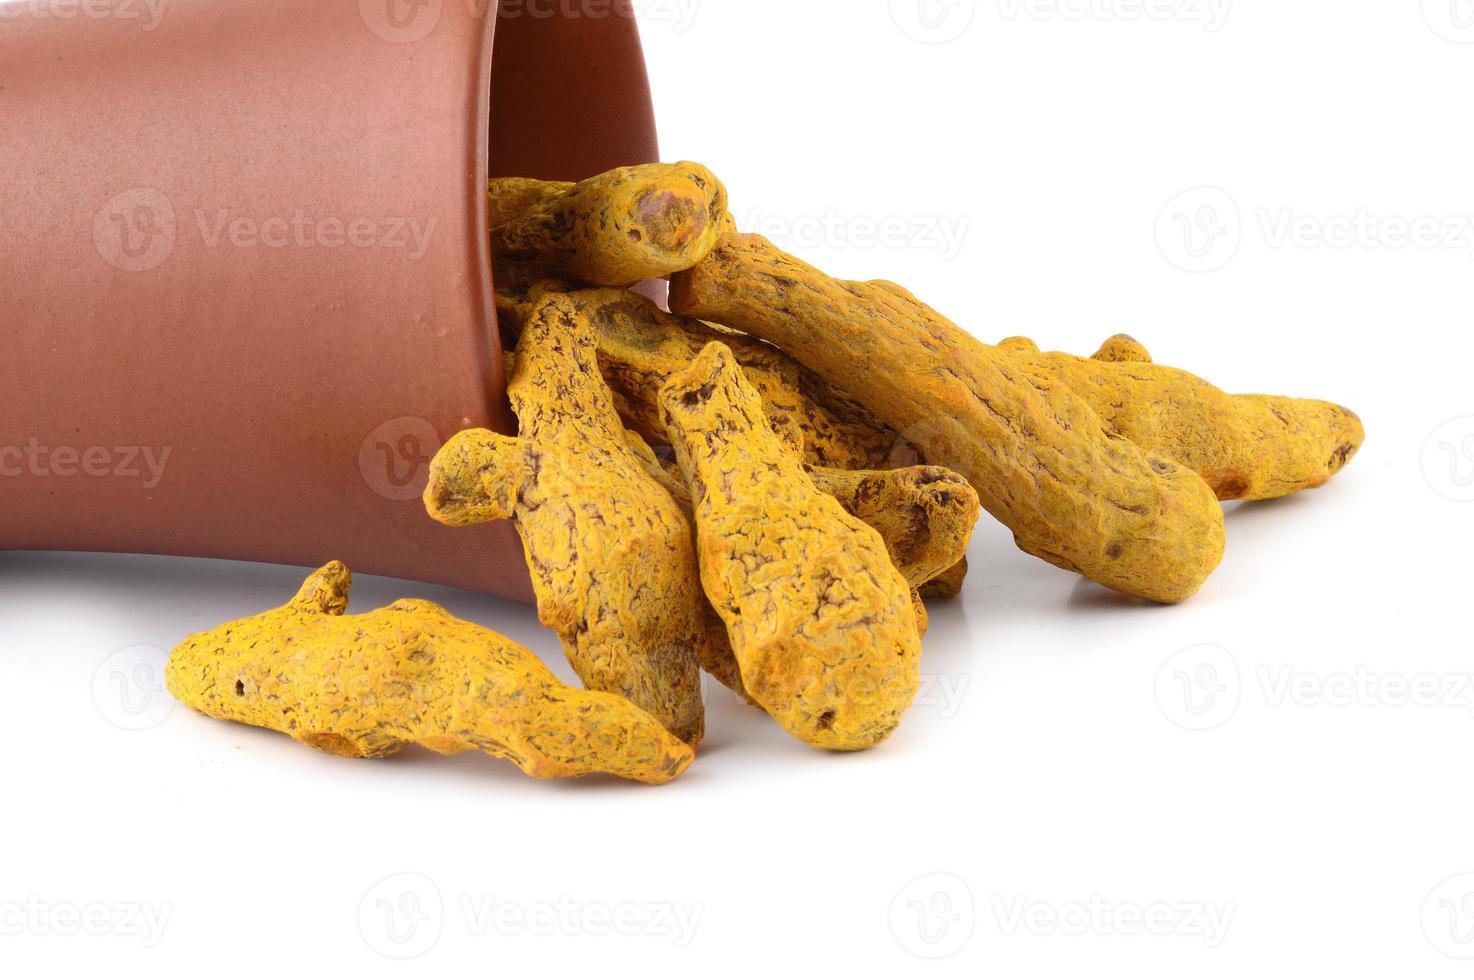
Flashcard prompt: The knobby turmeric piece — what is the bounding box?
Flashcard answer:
[623,430,953,705]
[491,162,728,289]
[487,176,572,230]
[509,286,965,602]
[659,342,923,751]
[625,429,974,595]
[917,558,969,601]
[488,174,738,239]
[1091,334,1152,364]
[1000,335,1364,501]
[670,234,1226,604]
[165,563,694,785]
[498,284,916,470]
[424,293,706,745]
[813,466,980,588]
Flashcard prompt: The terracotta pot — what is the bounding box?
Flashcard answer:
[0,0,660,602]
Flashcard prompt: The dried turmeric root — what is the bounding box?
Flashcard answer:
[995,335,1364,501]
[625,429,976,595]
[165,563,694,785]
[918,559,969,602]
[498,284,916,470]
[670,234,1226,604]
[1090,334,1153,364]
[487,176,571,229]
[623,430,960,703]
[491,162,728,289]
[508,285,966,598]
[659,342,923,751]
[806,466,979,588]
[489,174,737,239]
[423,293,706,745]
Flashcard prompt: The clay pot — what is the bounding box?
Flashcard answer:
[0,0,660,602]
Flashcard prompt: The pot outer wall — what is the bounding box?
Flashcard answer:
[0,0,661,604]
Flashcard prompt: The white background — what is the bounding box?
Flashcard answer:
[3,1,1473,976]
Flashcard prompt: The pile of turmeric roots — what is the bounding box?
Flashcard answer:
[165,163,1364,784]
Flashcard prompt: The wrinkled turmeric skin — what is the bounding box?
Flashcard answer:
[659,342,923,751]
[491,163,729,289]
[498,284,915,470]
[165,564,694,785]
[625,429,974,595]
[807,466,980,587]
[1090,334,1153,364]
[996,335,1364,502]
[670,234,1226,604]
[625,428,952,701]
[488,175,737,241]
[911,592,930,636]
[423,294,706,745]
[623,430,948,704]
[487,176,572,230]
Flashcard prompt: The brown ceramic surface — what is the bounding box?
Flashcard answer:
[0,0,659,602]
